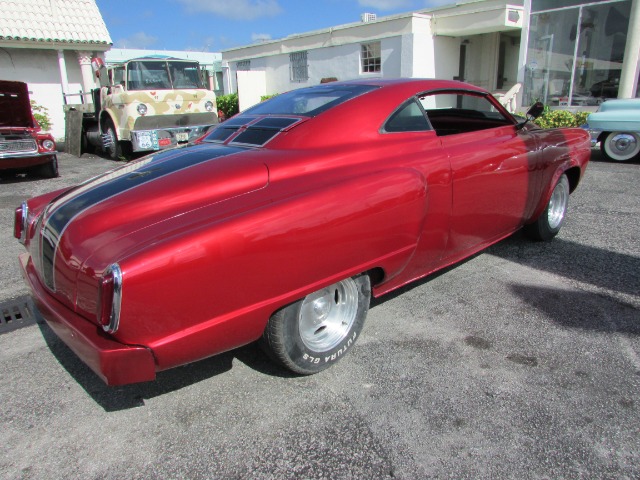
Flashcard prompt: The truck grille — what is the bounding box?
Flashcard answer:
[0,138,38,154]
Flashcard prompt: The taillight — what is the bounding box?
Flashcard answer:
[97,264,123,333]
[14,202,28,242]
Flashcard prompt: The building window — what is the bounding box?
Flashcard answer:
[290,51,309,82]
[361,42,381,74]
[237,60,251,71]
[525,0,631,107]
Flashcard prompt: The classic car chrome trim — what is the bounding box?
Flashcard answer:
[103,263,123,334]
[18,201,28,244]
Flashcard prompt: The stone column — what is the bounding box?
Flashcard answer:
[57,50,70,100]
[77,51,95,104]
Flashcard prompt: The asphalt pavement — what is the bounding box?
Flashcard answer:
[0,149,638,479]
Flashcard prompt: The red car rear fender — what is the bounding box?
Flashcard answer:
[111,167,429,370]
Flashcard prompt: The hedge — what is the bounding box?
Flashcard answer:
[216,93,239,119]
[534,108,590,129]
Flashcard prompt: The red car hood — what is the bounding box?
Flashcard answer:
[0,80,37,129]
[31,143,268,319]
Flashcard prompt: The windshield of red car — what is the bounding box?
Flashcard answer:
[244,84,379,117]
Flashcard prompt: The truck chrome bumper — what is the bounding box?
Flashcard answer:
[130,125,212,152]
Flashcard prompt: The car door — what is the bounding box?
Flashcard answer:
[420,91,541,258]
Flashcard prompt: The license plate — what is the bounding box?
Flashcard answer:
[176,132,189,142]
[137,131,158,150]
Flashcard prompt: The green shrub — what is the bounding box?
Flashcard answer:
[535,109,590,129]
[216,93,239,119]
[260,94,279,102]
[31,100,52,131]
[574,111,590,126]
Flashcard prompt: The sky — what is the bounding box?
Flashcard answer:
[96,0,452,52]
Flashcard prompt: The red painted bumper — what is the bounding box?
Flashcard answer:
[0,153,54,169]
[19,253,157,385]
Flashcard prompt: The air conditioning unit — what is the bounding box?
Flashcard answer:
[361,13,377,23]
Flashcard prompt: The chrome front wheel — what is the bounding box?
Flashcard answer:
[524,174,570,241]
[546,174,569,230]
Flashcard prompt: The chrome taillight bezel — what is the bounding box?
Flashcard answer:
[97,263,123,333]
[14,202,28,243]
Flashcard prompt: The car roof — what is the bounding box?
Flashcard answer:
[332,78,488,94]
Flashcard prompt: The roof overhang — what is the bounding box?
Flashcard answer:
[0,38,111,52]
[432,4,523,36]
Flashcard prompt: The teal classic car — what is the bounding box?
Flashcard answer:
[587,98,640,162]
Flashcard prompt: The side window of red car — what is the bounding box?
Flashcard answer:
[420,92,512,136]
[383,99,432,133]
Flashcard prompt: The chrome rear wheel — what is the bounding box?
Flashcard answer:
[298,278,359,352]
[261,275,371,374]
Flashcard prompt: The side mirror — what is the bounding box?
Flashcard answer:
[526,101,544,120]
[517,101,545,131]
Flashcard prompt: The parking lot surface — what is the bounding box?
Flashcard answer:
[1,150,638,479]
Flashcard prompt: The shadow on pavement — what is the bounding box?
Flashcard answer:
[489,234,640,301]
[37,319,296,412]
[509,284,640,335]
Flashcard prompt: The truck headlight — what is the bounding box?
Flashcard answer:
[205,101,214,112]
[137,103,148,115]
[41,139,55,151]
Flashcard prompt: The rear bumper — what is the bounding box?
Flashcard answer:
[19,253,157,385]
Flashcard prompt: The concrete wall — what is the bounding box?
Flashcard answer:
[224,14,424,98]
[433,36,460,81]
[0,48,88,140]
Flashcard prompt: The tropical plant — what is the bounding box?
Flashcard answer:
[216,93,239,119]
[535,109,590,129]
[30,100,52,131]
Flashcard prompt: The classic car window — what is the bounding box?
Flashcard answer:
[420,92,513,136]
[244,84,379,117]
[204,116,251,143]
[203,116,303,146]
[384,99,432,133]
[206,127,238,143]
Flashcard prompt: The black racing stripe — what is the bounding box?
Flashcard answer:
[40,144,245,290]
[46,144,245,238]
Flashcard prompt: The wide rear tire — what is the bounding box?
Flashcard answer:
[261,275,371,374]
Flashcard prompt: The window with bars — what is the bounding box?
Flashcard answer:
[237,60,251,71]
[361,42,381,74]
[290,51,309,82]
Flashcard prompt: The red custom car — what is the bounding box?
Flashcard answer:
[15,79,590,385]
[1,80,58,178]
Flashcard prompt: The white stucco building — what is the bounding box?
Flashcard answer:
[0,0,112,139]
[222,0,525,110]
[223,0,640,112]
